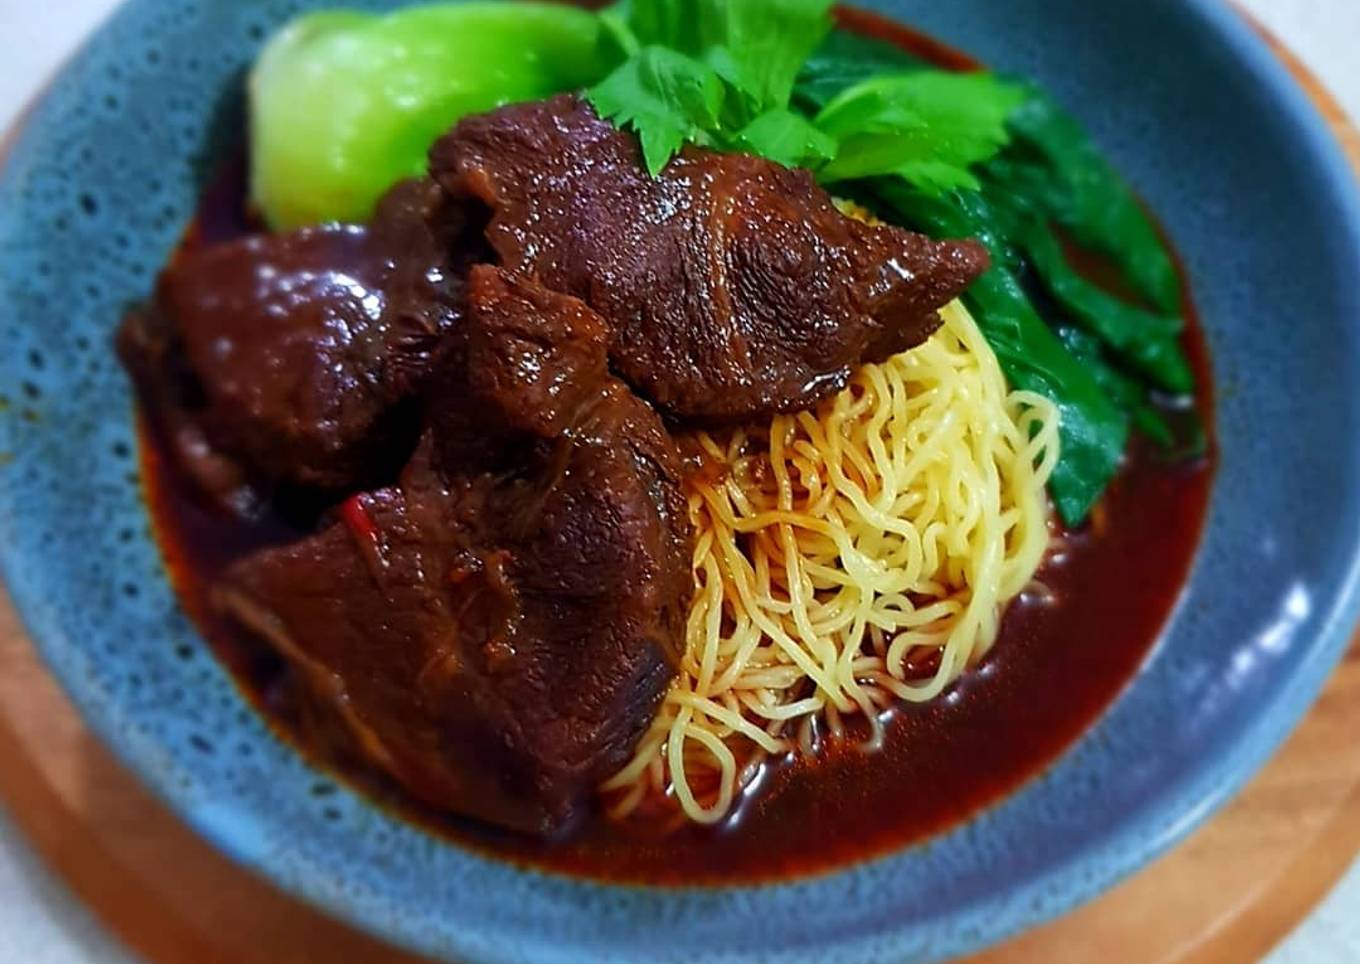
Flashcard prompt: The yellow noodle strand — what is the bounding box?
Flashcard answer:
[605,300,1060,825]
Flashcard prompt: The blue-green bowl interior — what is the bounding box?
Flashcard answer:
[2,1,1360,961]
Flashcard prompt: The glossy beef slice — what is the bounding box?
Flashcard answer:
[218,268,691,834]
[117,178,468,506]
[432,94,988,421]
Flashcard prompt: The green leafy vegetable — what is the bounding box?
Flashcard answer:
[987,92,1183,313]
[605,0,833,110]
[589,46,725,174]
[590,0,1020,191]
[735,109,837,169]
[250,3,613,228]
[794,29,929,111]
[707,0,837,109]
[814,73,1024,191]
[1056,326,1174,449]
[1007,212,1193,393]
[587,0,834,173]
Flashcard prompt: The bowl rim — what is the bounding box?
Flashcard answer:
[2,0,1360,961]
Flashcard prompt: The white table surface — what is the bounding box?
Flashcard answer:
[0,1,1357,961]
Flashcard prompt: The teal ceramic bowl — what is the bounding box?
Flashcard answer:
[2,1,1359,961]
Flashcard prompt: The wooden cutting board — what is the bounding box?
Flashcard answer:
[1,10,1357,964]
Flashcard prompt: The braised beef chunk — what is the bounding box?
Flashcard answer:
[118,305,259,513]
[219,270,690,834]
[431,94,988,421]
[460,264,611,438]
[117,178,467,503]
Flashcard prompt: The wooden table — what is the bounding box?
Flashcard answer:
[1,9,1357,964]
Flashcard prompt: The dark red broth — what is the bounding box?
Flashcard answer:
[137,11,1215,883]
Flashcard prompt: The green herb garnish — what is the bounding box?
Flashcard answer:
[588,45,726,173]
[814,73,1023,191]
[734,108,838,169]
[586,0,836,173]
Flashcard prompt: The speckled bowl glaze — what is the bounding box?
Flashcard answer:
[2,0,1359,961]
